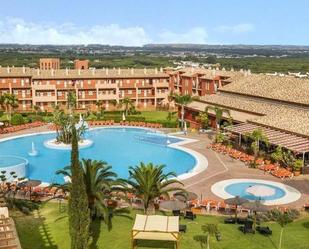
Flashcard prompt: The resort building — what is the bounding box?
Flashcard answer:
[0,66,170,112]
[39,58,60,70]
[182,73,309,173]
[165,67,244,96]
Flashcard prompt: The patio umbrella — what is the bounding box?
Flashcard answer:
[159,200,187,211]
[18,179,42,200]
[184,121,187,134]
[0,122,4,126]
[173,191,198,202]
[224,196,248,220]
[242,200,268,229]
[122,112,126,121]
[246,185,275,198]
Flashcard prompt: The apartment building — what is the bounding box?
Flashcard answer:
[0,66,169,112]
[166,67,244,96]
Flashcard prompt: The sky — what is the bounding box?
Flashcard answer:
[0,0,308,46]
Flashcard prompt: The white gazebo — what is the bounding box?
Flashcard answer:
[131,214,180,249]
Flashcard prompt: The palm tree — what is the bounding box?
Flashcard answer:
[124,162,184,214]
[205,106,230,131]
[196,110,209,129]
[0,93,19,122]
[201,224,219,249]
[67,91,77,113]
[118,97,134,116]
[245,129,268,158]
[276,211,293,249]
[55,159,118,228]
[33,105,40,118]
[173,94,193,130]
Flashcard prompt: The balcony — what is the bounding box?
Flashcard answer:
[0,83,10,89]
[33,95,57,102]
[155,82,169,88]
[156,92,168,98]
[33,84,56,90]
[97,93,118,100]
[97,83,117,89]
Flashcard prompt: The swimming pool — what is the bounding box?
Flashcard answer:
[224,182,286,201]
[211,179,301,205]
[0,128,199,183]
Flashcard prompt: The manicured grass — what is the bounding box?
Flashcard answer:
[140,111,175,122]
[11,203,309,249]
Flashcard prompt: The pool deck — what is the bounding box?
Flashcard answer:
[176,132,309,209]
[1,125,309,208]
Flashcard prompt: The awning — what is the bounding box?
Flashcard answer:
[225,123,309,154]
[132,214,180,248]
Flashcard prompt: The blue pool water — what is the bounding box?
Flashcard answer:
[0,156,28,168]
[0,128,196,183]
[225,182,286,201]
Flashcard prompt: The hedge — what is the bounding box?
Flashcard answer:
[11,114,25,125]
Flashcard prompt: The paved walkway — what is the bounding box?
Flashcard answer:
[177,132,309,208]
[1,126,308,208]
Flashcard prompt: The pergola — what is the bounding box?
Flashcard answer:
[131,214,180,249]
[224,123,309,167]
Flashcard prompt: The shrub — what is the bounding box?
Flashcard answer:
[11,114,25,125]
[86,113,97,121]
[27,114,43,122]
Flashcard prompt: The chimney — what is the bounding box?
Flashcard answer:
[22,66,26,74]
[160,67,163,73]
[6,66,10,74]
[222,67,226,71]
[247,69,251,75]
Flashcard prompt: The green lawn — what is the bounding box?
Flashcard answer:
[11,203,309,249]
[140,111,173,122]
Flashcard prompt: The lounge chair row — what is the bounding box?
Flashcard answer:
[119,121,162,128]
[0,121,45,134]
[88,120,115,126]
[0,209,20,249]
[207,143,294,179]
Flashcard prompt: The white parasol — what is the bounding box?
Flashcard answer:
[246,185,275,197]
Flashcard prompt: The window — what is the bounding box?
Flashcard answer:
[126,80,130,84]
[128,90,132,94]
[138,89,141,94]
[89,91,93,96]
[88,80,91,84]
[1,79,5,83]
[57,81,60,85]
[58,92,62,96]
[25,79,29,83]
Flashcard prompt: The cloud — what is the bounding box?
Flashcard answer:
[215,23,254,33]
[158,27,208,44]
[0,17,151,46]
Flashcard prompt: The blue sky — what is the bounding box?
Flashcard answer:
[0,0,308,45]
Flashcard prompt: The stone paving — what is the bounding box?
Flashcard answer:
[177,132,309,209]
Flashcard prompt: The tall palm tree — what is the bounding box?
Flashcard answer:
[201,224,219,249]
[124,162,184,214]
[0,93,19,122]
[245,129,268,158]
[275,211,293,249]
[118,97,133,116]
[173,94,193,130]
[205,106,230,131]
[55,159,118,228]
[67,91,77,113]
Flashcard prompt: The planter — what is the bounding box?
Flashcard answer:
[293,170,301,176]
